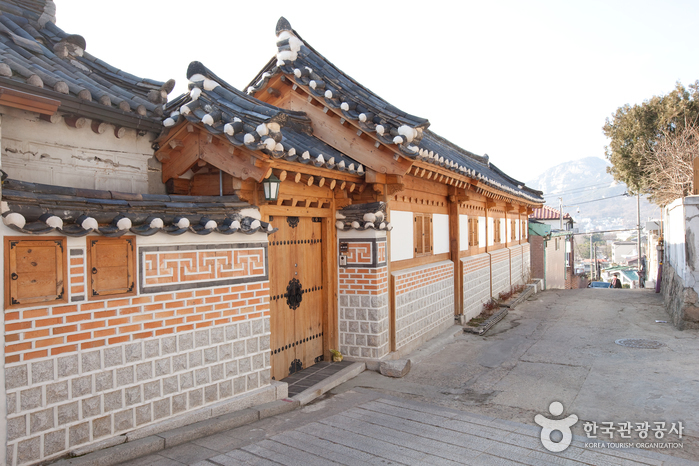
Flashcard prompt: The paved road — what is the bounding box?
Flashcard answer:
[121,289,699,465]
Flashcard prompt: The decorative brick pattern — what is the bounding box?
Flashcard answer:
[345,242,372,264]
[140,244,267,293]
[69,249,86,303]
[340,238,387,268]
[490,248,511,297]
[393,262,454,351]
[462,254,492,321]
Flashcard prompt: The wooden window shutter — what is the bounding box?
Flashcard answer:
[88,237,135,299]
[414,214,423,255]
[5,237,66,308]
[425,215,432,252]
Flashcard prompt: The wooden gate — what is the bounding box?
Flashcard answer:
[269,216,324,380]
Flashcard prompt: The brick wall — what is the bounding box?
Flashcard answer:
[3,233,272,466]
[529,236,544,280]
[490,248,511,297]
[338,233,389,360]
[392,261,454,352]
[462,253,491,321]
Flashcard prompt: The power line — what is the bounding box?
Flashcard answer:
[564,192,629,206]
[542,181,618,197]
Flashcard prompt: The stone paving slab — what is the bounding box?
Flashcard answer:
[113,392,695,465]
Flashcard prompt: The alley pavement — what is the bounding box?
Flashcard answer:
[115,288,699,465]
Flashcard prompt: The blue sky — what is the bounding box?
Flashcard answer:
[58,0,699,182]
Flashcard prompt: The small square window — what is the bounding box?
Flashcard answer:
[5,237,67,308]
[87,236,136,299]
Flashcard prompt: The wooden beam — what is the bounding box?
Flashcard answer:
[201,142,269,182]
[278,170,287,182]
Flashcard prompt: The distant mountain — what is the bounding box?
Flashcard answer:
[526,157,661,232]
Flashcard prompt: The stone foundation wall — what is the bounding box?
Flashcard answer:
[490,248,511,297]
[392,261,454,352]
[522,242,531,282]
[509,245,524,286]
[661,262,699,330]
[462,253,491,321]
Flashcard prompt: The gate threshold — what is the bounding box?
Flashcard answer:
[286,360,365,405]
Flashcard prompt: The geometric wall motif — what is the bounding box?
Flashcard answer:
[340,237,387,268]
[140,243,268,293]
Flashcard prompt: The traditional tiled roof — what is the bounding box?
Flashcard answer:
[1,179,275,237]
[530,205,571,220]
[248,17,543,204]
[162,62,366,177]
[0,0,173,127]
[335,202,392,231]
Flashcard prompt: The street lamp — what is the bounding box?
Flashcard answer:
[262,173,281,201]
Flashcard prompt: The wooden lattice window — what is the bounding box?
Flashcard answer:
[494,219,502,243]
[468,217,479,247]
[5,237,67,308]
[414,213,433,257]
[87,236,136,299]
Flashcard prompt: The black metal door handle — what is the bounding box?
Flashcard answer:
[11,272,18,280]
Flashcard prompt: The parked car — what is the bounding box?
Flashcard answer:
[588,281,612,288]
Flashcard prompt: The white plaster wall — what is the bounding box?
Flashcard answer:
[500,220,506,244]
[665,198,686,280]
[515,219,520,240]
[389,210,414,261]
[479,216,486,248]
[459,215,468,251]
[487,217,494,246]
[0,106,161,194]
[433,213,450,255]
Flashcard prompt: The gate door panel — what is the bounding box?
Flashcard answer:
[269,216,324,380]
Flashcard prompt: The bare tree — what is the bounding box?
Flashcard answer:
[642,123,699,206]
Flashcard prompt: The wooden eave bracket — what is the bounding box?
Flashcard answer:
[485,199,497,209]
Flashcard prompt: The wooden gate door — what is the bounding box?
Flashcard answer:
[269,216,324,381]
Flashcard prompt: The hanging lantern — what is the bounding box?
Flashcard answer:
[262,173,281,201]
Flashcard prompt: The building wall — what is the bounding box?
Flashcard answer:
[490,248,511,297]
[529,235,545,280]
[462,253,491,321]
[522,242,531,282]
[0,106,164,194]
[509,244,524,286]
[392,261,454,353]
[337,231,389,360]
[3,229,273,466]
[545,237,567,289]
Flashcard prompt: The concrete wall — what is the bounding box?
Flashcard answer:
[0,106,164,194]
[462,253,491,321]
[392,261,454,354]
[338,230,389,360]
[3,229,275,465]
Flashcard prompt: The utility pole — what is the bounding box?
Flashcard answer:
[590,233,593,280]
[559,197,563,230]
[637,192,642,278]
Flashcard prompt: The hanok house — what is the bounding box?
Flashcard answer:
[0,5,543,465]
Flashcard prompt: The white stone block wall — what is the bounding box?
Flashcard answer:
[338,291,389,359]
[509,245,524,286]
[490,248,511,297]
[392,261,454,352]
[522,243,531,282]
[462,253,492,321]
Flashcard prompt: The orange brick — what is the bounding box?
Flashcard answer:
[35,317,64,327]
[70,258,84,266]
[144,303,164,312]
[131,296,153,304]
[214,318,230,326]
[195,289,212,297]
[67,333,91,342]
[165,300,185,309]
[7,321,32,332]
[94,328,116,338]
[215,302,231,311]
[108,317,129,326]
[205,296,221,304]
[23,308,49,319]
[35,337,64,348]
[94,310,117,319]
[133,331,153,340]
[230,315,246,322]
[154,293,174,302]
[230,285,246,293]
[80,302,105,311]
[82,321,106,330]
[186,298,204,306]
[66,312,93,323]
[119,324,141,334]
[247,312,262,320]
[52,304,79,315]
[81,340,105,349]
[165,317,184,326]
[176,307,195,316]
[222,309,239,317]
[247,298,262,305]
[154,310,175,320]
[5,311,20,321]
[155,328,174,336]
[24,349,48,360]
[195,321,212,329]
[108,336,130,345]
[107,298,131,307]
[228,300,246,308]
[70,266,83,274]
[6,342,32,353]
[131,313,154,323]
[53,325,78,335]
[214,286,230,294]
[6,355,20,364]
[144,321,162,329]
[177,324,194,332]
[240,292,255,299]
[186,314,203,323]
[5,334,20,342]
[204,311,221,320]
[247,283,262,290]
[176,291,194,299]
[118,306,141,316]
[50,343,76,355]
